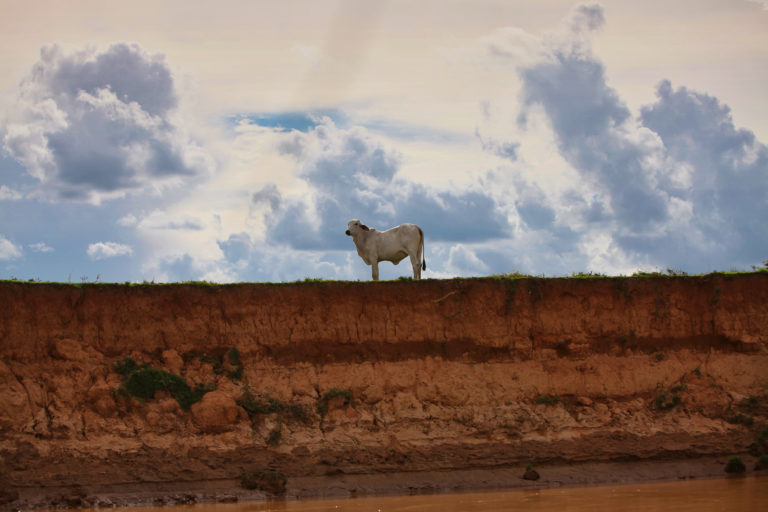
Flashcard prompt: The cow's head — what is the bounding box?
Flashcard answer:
[346,219,369,236]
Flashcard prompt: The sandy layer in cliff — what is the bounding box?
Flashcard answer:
[1,273,766,508]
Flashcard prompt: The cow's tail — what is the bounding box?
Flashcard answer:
[419,227,426,271]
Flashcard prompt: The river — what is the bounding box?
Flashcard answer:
[117,476,766,512]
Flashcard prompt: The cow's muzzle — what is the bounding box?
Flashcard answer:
[345,229,351,236]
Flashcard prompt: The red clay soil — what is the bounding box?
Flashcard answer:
[1,274,767,508]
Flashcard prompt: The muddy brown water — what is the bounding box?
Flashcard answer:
[103,476,767,512]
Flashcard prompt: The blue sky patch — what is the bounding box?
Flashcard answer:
[230,109,348,132]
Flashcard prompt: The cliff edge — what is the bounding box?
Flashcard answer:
[1,274,766,507]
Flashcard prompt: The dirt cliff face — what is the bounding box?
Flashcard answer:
[1,274,766,505]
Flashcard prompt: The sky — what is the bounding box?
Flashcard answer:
[1,0,767,283]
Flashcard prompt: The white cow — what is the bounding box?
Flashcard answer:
[345,219,426,280]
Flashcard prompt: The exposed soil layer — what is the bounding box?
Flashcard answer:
[1,274,767,508]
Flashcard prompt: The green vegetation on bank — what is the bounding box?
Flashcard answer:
[655,387,683,411]
[2,264,767,287]
[316,388,353,415]
[725,456,746,474]
[239,471,287,494]
[236,386,308,421]
[536,394,561,406]
[200,347,243,380]
[114,357,214,410]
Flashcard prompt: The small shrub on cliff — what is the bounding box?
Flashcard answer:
[317,388,352,415]
[570,271,607,278]
[238,389,272,416]
[490,272,531,279]
[114,357,147,375]
[237,387,308,421]
[537,394,560,406]
[200,347,243,380]
[725,456,746,474]
[742,396,758,408]
[730,414,755,427]
[632,271,664,277]
[241,471,287,495]
[121,367,213,410]
[200,354,223,374]
[522,462,540,480]
[655,390,681,410]
[267,427,282,446]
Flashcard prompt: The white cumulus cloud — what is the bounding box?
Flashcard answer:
[0,236,23,260]
[28,242,54,253]
[87,241,133,260]
[2,43,214,203]
[0,185,23,200]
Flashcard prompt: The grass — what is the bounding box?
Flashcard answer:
[115,358,213,410]
[570,271,607,278]
[122,368,214,410]
[114,357,148,376]
[317,388,353,415]
[742,396,758,408]
[267,427,282,446]
[655,390,681,410]
[200,347,243,380]
[3,267,766,286]
[725,456,746,474]
[731,414,755,427]
[239,471,287,493]
[536,394,560,406]
[237,387,308,421]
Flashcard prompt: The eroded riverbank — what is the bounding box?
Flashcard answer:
[1,274,766,509]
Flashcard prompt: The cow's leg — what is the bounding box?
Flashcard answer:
[409,252,421,279]
[371,262,379,281]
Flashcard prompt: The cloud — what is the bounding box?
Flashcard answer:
[258,119,512,251]
[638,80,768,266]
[564,3,605,36]
[0,185,23,200]
[478,5,768,270]
[117,214,138,227]
[87,241,133,260]
[237,246,355,282]
[137,211,205,230]
[2,43,214,203]
[0,236,22,260]
[148,253,233,283]
[476,129,519,161]
[473,3,675,273]
[445,244,490,276]
[28,242,54,253]
[217,232,253,264]
[517,26,670,233]
[252,184,282,211]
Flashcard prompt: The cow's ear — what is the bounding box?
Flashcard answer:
[361,224,370,231]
